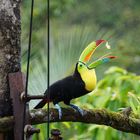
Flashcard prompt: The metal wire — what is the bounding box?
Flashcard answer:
[23,0,34,139]
[47,0,50,139]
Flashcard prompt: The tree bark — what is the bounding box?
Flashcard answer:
[0,0,21,139]
[0,108,139,136]
[0,0,21,116]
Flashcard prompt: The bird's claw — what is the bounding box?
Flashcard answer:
[55,103,84,119]
[55,104,62,119]
[69,104,84,116]
[76,106,84,116]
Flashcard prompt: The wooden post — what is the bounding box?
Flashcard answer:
[9,72,26,140]
[9,72,40,140]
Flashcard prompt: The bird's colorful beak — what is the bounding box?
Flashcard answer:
[79,40,106,63]
[79,39,116,68]
[96,39,106,46]
[88,56,116,69]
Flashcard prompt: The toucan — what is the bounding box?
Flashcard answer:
[34,39,116,119]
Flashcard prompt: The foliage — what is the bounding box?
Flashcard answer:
[21,0,140,75]
[32,66,140,140]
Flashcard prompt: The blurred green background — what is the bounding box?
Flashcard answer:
[21,0,140,139]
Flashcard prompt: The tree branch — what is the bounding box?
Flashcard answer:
[0,108,140,135]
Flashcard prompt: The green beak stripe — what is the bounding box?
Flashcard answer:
[79,41,96,63]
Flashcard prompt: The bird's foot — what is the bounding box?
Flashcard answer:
[55,104,62,119]
[69,104,84,116]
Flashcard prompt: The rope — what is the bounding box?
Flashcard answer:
[47,0,50,139]
[23,0,34,139]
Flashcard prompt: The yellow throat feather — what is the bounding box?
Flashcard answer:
[77,63,97,91]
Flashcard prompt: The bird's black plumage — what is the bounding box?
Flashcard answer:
[34,63,89,109]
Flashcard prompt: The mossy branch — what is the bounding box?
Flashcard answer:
[0,108,140,135]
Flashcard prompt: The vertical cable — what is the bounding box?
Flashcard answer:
[23,0,34,139]
[25,0,34,99]
[47,0,50,139]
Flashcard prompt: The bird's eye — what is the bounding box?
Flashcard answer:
[79,64,82,67]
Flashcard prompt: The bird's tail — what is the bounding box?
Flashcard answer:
[34,98,49,109]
